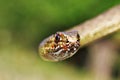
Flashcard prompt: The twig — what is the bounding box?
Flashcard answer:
[88,40,117,80]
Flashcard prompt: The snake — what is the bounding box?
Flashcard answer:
[39,5,120,62]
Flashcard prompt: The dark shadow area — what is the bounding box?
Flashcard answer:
[65,47,89,68]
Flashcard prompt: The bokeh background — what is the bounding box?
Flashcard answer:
[0,0,120,80]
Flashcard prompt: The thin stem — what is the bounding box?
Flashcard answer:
[67,5,120,47]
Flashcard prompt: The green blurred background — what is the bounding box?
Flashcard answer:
[0,0,120,80]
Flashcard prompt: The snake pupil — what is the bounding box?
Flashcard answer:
[55,34,60,43]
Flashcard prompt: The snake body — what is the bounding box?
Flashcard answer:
[39,5,120,62]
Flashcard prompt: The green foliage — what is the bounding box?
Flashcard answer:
[0,0,120,46]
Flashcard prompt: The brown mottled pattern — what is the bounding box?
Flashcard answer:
[39,31,80,61]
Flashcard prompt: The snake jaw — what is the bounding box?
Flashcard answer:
[39,31,80,62]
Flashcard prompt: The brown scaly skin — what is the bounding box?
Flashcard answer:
[39,31,80,62]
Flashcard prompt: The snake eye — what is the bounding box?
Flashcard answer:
[55,33,60,43]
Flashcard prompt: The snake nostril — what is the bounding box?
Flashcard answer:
[77,34,80,42]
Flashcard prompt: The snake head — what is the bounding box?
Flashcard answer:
[39,31,80,62]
